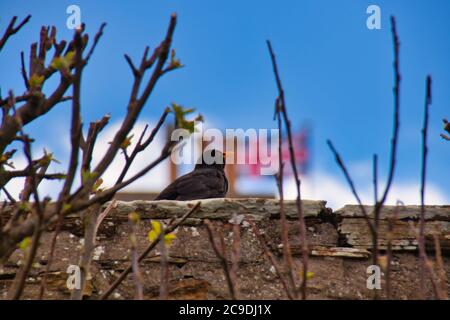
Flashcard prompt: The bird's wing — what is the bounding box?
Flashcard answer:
[154,169,226,200]
[153,179,179,200]
[175,169,226,200]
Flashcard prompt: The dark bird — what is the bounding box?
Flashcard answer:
[154,149,228,200]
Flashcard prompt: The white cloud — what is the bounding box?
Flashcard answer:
[284,171,449,210]
[0,119,171,201]
[347,160,372,180]
[2,119,448,209]
[90,120,170,192]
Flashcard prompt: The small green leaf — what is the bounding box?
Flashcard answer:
[81,169,97,184]
[18,202,31,211]
[50,50,75,71]
[128,212,140,224]
[164,233,176,246]
[0,150,16,168]
[169,49,183,69]
[51,56,64,70]
[120,134,134,150]
[92,178,104,194]
[147,220,176,247]
[62,203,72,213]
[52,173,67,180]
[170,103,201,134]
[18,237,32,251]
[148,220,162,242]
[299,269,314,280]
[29,74,44,89]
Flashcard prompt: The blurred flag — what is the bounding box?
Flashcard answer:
[239,126,310,178]
[282,127,310,176]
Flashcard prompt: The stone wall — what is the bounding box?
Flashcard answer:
[1,198,449,299]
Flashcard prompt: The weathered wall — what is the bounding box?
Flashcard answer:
[1,199,449,299]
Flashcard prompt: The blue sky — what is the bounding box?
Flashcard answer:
[0,0,449,207]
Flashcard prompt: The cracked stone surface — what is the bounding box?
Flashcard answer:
[0,198,449,299]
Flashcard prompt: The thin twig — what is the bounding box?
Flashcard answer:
[124,54,140,77]
[385,199,403,299]
[432,234,448,300]
[99,202,201,300]
[20,51,29,90]
[419,75,432,298]
[1,187,16,204]
[373,154,378,209]
[274,98,297,298]
[83,23,107,65]
[116,108,170,184]
[230,215,241,300]
[92,14,177,180]
[204,219,237,300]
[40,26,86,300]
[378,16,401,206]
[159,231,169,300]
[0,16,179,262]
[409,222,441,299]
[267,40,309,300]
[372,15,402,269]
[128,212,144,300]
[94,199,117,235]
[6,93,46,299]
[327,140,375,235]
[247,219,294,300]
[0,15,31,51]
[372,153,381,268]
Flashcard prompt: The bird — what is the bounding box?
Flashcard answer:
[154,149,228,200]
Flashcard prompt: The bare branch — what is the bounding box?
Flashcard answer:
[327,142,375,227]
[0,15,31,51]
[419,75,432,298]
[230,215,241,300]
[433,235,448,299]
[378,16,401,206]
[373,154,378,206]
[6,97,46,299]
[409,222,442,299]
[39,26,102,300]
[99,201,201,300]
[159,230,169,300]
[0,14,183,280]
[274,97,297,298]
[81,114,111,174]
[267,40,309,300]
[247,218,294,299]
[93,14,177,180]
[116,108,170,184]
[20,51,29,90]
[385,200,403,299]
[130,219,144,300]
[83,23,107,64]
[124,54,140,77]
[373,153,380,268]
[204,219,237,300]
[1,187,16,204]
